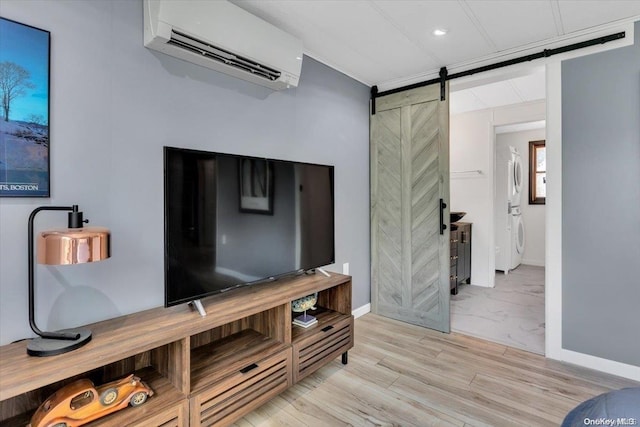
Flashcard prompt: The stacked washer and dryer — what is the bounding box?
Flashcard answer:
[495,146,526,274]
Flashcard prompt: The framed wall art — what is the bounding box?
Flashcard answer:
[0,17,50,197]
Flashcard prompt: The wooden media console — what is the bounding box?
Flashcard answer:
[0,273,353,427]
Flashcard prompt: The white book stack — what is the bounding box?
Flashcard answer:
[292,313,317,328]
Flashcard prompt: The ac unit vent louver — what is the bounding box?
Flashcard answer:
[168,30,282,82]
[143,0,303,90]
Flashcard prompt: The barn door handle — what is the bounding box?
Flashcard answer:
[440,199,447,235]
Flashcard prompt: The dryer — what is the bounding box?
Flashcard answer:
[510,147,524,207]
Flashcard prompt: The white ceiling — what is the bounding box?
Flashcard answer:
[231,1,640,112]
[450,66,546,114]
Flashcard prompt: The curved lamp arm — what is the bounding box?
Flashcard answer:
[28,205,80,340]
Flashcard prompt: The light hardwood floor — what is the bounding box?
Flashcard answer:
[234,313,639,427]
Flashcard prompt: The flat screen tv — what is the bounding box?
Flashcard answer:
[164,147,335,307]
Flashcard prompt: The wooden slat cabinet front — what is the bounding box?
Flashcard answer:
[189,348,291,426]
[292,313,354,383]
[450,222,471,295]
[457,222,472,285]
[450,229,459,294]
[135,401,188,427]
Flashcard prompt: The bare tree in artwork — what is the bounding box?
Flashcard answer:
[0,61,34,122]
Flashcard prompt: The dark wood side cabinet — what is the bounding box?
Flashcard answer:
[0,273,353,427]
[450,222,472,295]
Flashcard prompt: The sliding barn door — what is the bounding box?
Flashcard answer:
[371,83,450,333]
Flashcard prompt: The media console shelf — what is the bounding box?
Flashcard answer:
[0,273,353,427]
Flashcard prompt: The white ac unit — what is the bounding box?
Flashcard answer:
[143,0,303,90]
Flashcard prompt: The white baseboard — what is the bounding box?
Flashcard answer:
[469,281,493,288]
[522,259,545,267]
[551,349,640,382]
[352,303,371,319]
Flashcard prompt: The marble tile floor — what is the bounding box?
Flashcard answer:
[450,264,545,354]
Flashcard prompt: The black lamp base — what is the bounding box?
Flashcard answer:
[27,328,92,357]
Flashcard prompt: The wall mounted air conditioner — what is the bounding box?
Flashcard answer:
[143,0,303,90]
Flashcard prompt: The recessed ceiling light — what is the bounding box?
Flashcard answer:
[433,28,448,37]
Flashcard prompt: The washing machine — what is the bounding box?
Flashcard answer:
[510,206,525,269]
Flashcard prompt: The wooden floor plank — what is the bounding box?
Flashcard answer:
[436,347,613,402]
[503,346,640,390]
[361,314,509,357]
[469,373,579,422]
[353,334,442,366]
[377,351,477,388]
[388,375,524,427]
[335,353,400,389]
[240,405,302,426]
[314,370,464,427]
[236,313,639,426]
[416,329,509,358]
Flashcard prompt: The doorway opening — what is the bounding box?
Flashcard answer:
[448,67,546,355]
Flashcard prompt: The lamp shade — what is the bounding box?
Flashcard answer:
[37,227,110,265]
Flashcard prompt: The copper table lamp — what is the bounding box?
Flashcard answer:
[27,205,110,356]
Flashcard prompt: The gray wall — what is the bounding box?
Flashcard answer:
[0,0,370,345]
[562,21,640,366]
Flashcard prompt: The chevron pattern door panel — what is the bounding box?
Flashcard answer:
[371,108,403,309]
[371,84,450,333]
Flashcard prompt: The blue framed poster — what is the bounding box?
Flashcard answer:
[0,17,50,197]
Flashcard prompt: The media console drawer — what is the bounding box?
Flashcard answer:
[125,400,189,427]
[292,315,354,383]
[189,348,291,427]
